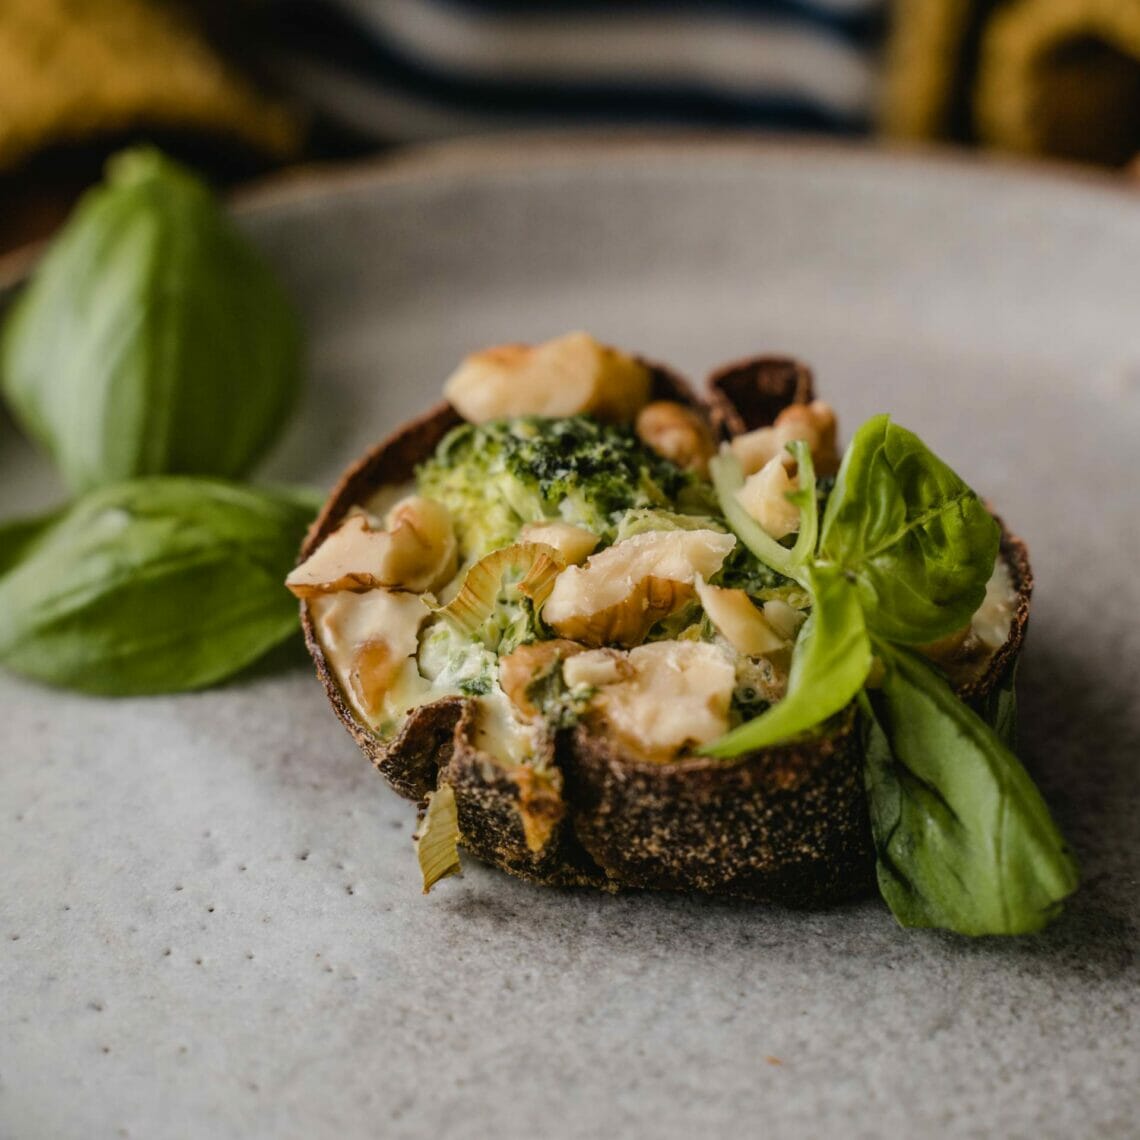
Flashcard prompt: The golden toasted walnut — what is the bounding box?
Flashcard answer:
[762,598,806,641]
[561,648,632,689]
[542,529,735,647]
[518,521,599,565]
[499,639,585,720]
[634,400,717,473]
[731,399,840,476]
[570,641,736,759]
[286,497,456,597]
[443,331,651,423]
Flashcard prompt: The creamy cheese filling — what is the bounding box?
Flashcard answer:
[310,589,431,731]
[972,557,1016,651]
[312,551,1019,765]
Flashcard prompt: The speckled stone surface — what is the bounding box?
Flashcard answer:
[1,140,1138,1140]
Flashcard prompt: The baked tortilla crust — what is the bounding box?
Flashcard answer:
[297,354,1031,902]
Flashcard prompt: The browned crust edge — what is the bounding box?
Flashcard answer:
[298,401,463,795]
[296,351,1033,903]
[707,356,815,438]
[565,705,874,904]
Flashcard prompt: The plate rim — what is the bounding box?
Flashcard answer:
[1,131,1138,295]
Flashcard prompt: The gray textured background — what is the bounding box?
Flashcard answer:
[1,140,1137,1139]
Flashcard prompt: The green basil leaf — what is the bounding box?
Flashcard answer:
[709,450,800,585]
[0,477,317,695]
[700,564,871,756]
[976,662,1019,751]
[862,644,1078,935]
[785,438,818,568]
[0,147,303,493]
[818,415,1000,644]
[0,510,64,578]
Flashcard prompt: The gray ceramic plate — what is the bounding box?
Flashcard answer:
[2,138,1138,1140]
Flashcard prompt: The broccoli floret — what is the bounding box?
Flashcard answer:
[416,415,710,558]
[715,540,789,594]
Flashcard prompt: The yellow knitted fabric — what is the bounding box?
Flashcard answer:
[977,0,1140,163]
[0,0,301,170]
[883,0,979,139]
[885,0,1140,165]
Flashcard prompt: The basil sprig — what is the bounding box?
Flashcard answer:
[1,147,303,493]
[0,147,317,696]
[860,648,1077,935]
[706,418,1078,934]
[818,415,1001,644]
[0,479,319,695]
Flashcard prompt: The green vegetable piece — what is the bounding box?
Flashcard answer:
[1,147,303,493]
[414,782,462,894]
[700,564,871,756]
[0,511,63,578]
[975,661,1019,751]
[708,450,802,585]
[784,438,819,570]
[0,477,318,695]
[862,644,1079,935]
[818,416,1000,644]
[417,416,701,558]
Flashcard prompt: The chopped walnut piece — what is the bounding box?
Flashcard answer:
[499,639,585,720]
[730,399,839,476]
[518,521,599,566]
[570,641,736,758]
[694,577,788,658]
[286,497,456,598]
[635,401,717,474]
[543,529,735,647]
[444,331,651,423]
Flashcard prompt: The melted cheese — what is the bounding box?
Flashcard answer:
[972,557,1017,651]
[310,590,431,730]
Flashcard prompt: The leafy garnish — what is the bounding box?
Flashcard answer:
[0,478,319,695]
[701,565,871,756]
[819,416,1000,644]
[704,411,1076,934]
[706,417,1000,752]
[861,645,1078,934]
[1,148,303,493]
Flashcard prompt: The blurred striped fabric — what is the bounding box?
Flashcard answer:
[264,0,888,143]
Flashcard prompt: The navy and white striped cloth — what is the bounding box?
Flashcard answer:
[265,0,887,143]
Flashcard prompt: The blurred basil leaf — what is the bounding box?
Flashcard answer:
[0,147,303,493]
[0,478,319,695]
[977,663,1019,750]
[818,415,1000,645]
[0,511,63,577]
[862,644,1078,935]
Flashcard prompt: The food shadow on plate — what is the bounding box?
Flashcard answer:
[433,626,1137,980]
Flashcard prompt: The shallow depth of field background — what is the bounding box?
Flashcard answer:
[3,0,1140,254]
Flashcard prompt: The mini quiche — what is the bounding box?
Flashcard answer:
[289,333,1076,934]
